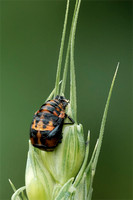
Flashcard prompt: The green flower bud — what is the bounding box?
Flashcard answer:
[40,122,85,185]
[25,142,54,200]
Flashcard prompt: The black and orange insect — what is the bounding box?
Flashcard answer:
[30,95,74,151]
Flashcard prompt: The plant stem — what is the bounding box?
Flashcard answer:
[60,0,79,96]
[54,0,70,97]
[87,63,119,198]
[70,0,81,123]
[92,63,119,171]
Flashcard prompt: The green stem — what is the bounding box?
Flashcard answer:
[54,0,70,97]
[92,63,119,171]
[60,0,79,96]
[70,0,81,123]
[59,41,70,97]
[87,63,119,198]
[9,179,17,193]
[85,139,99,174]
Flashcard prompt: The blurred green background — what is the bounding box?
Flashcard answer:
[1,0,132,199]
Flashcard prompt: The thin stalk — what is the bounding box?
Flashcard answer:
[87,63,119,198]
[60,41,70,97]
[60,0,79,96]
[54,0,70,97]
[92,63,119,171]
[70,0,81,123]
[85,139,99,174]
[9,179,17,193]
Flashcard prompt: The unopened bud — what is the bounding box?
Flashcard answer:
[25,142,54,200]
[40,123,85,185]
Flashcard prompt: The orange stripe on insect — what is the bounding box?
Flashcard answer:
[53,111,59,117]
[59,111,65,119]
[40,109,51,113]
[31,119,36,129]
[58,104,63,109]
[56,107,60,112]
[36,131,42,145]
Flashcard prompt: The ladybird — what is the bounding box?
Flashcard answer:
[30,95,74,151]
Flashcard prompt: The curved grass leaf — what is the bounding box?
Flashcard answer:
[11,186,26,200]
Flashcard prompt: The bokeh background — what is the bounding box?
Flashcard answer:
[1,0,132,199]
